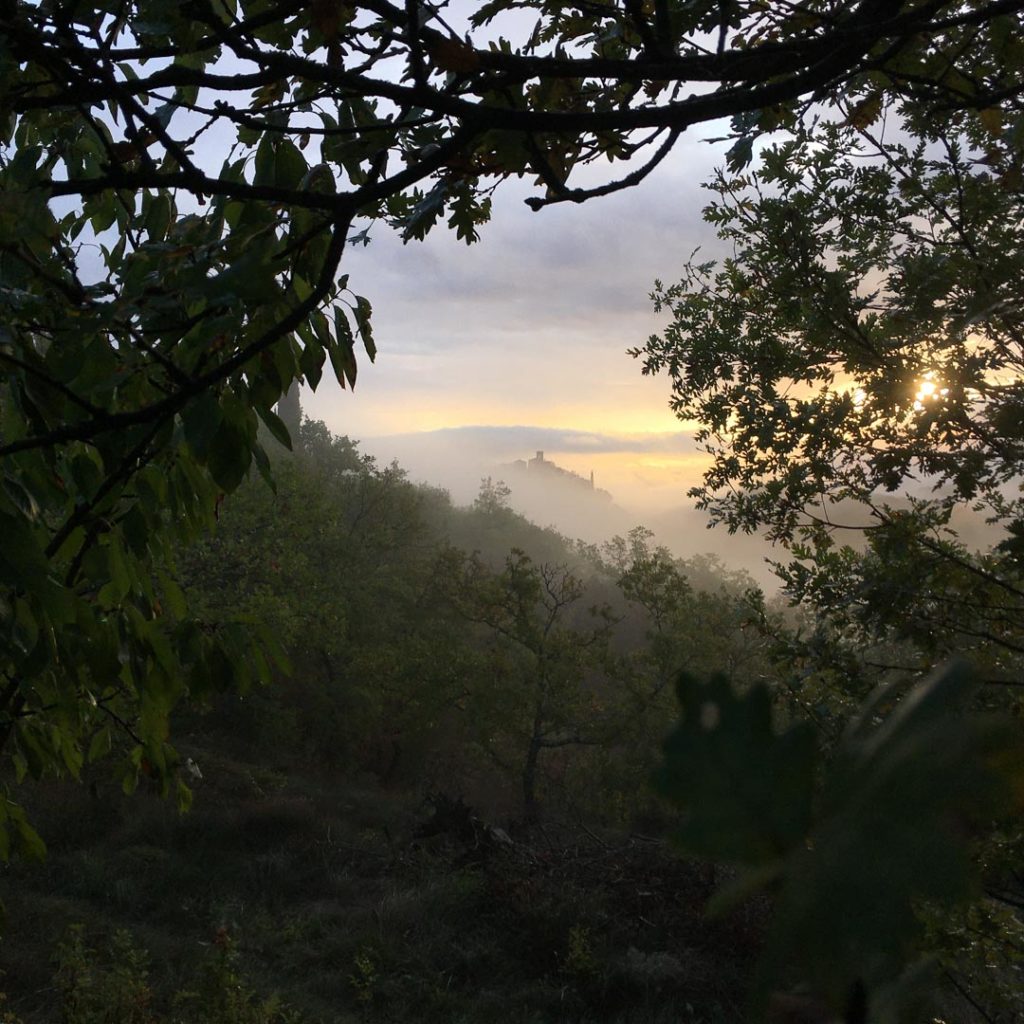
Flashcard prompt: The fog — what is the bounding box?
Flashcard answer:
[358,426,787,590]
[290,117,771,575]
[294,112,1000,594]
[354,425,1011,596]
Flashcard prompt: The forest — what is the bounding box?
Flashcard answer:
[1,1,1024,1022]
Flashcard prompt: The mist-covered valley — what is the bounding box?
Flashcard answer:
[357,425,1011,596]
[358,425,784,591]
[1,418,777,1024]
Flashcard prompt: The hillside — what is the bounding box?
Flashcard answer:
[2,752,761,1023]
[1,421,1017,1024]
[0,425,769,1021]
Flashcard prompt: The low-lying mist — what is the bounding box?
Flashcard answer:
[359,426,786,590]
[359,426,1011,596]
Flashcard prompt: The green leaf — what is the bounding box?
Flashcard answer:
[1,799,46,862]
[254,135,276,186]
[256,404,293,450]
[252,441,276,492]
[182,392,223,460]
[153,101,176,130]
[401,182,447,241]
[157,570,188,619]
[656,673,817,863]
[2,473,40,520]
[845,92,884,130]
[330,309,358,389]
[206,417,252,492]
[354,296,376,361]
[299,330,326,389]
[144,192,173,240]
[275,139,307,189]
[17,814,47,862]
[725,135,755,173]
[98,537,132,606]
[58,733,84,779]
[87,728,113,764]
[664,662,1024,1016]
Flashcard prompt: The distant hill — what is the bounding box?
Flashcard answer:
[504,449,613,502]
[357,430,780,581]
[357,427,1007,594]
[358,430,641,546]
[497,453,784,590]
[499,450,637,544]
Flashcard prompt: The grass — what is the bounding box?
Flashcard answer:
[1,740,763,1024]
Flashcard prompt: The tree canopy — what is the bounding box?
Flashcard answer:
[2,0,1024,995]
[634,14,1024,688]
[618,13,1024,1013]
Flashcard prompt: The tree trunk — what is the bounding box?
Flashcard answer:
[522,736,541,821]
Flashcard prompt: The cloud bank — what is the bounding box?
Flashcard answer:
[370,424,698,456]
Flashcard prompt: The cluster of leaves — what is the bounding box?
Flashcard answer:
[174,421,477,778]
[638,112,1024,539]
[657,661,1024,1020]
[634,19,1024,695]
[633,22,1024,1013]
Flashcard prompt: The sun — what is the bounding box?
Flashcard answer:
[913,372,949,411]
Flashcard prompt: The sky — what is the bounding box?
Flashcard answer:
[73,15,779,577]
[64,13,767,567]
[300,133,734,517]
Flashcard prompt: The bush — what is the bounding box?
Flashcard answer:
[37,926,308,1024]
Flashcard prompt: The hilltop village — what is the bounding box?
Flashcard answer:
[506,450,613,503]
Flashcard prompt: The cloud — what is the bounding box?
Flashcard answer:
[303,135,735,450]
[369,424,697,456]
[341,142,727,345]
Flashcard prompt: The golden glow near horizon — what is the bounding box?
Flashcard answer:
[310,389,699,439]
[548,450,713,502]
[553,400,701,435]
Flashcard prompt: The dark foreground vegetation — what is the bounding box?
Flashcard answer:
[1,419,767,1021]
[2,422,1022,1022]
[3,767,762,1023]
